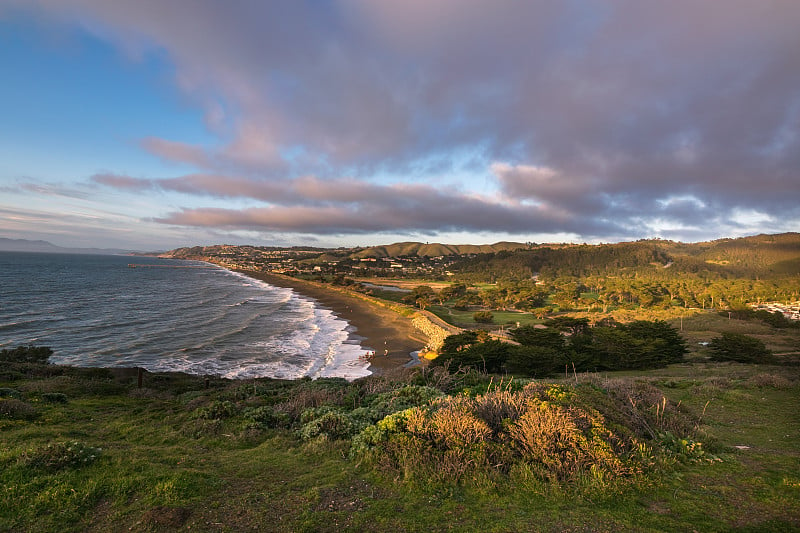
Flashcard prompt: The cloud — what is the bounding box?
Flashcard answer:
[4,0,800,243]
[140,138,213,169]
[149,173,624,237]
[92,173,155,191]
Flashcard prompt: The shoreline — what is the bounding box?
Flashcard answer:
[235,270,428,375]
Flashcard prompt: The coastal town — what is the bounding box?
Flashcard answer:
[161,243,467,279]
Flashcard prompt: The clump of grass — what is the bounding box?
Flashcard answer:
[181,418,223,439]
[23,441,102,471]
[273,379,347,421]
[744,373,793,389]
[41,392,68,404]
[0,388,22,399]
[584,377,693,440]
[0,399,38,421]
[657,432,721,464]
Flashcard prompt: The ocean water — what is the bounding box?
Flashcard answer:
[0,252,372,380]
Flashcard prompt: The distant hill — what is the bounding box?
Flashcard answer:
[351,241,530,258]
[160,233,800,279]
[451,233,800,281]
[0,238,132,255]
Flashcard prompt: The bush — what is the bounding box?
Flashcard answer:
[299,410,354,441]
[708,332,773,363]
[193,400,239,420]
[350,382,684,485]
[41,392,69,404]
[243,405,290,429]
[24,441,102,471]
[508,400,626,481]
[0,345,53,364]
[0,399,38,420]
[473,311,494,323]
[363,385,445,420]
[0,388,23,399]
[744,373,793,389]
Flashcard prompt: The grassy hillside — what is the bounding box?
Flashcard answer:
[452,233,800,280]
[2,346,799,532]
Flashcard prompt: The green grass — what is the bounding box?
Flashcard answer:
[1,361,799,532]
[427,305,542,329]
[672,311,800,359]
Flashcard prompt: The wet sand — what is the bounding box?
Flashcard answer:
[236,270,428,374]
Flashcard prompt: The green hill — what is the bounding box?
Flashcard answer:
[351,241,529,259]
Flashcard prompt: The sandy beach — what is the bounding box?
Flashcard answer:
[236,270,428,374]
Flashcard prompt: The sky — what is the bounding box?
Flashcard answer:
[1,1,799,251]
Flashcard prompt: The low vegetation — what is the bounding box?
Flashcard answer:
[2,338,799,531]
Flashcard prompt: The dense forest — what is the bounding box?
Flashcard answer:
[445,233,800,312]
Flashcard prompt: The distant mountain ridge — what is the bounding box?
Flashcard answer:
[0,238,132,255]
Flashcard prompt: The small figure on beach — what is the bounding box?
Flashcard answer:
[384,349,389,357]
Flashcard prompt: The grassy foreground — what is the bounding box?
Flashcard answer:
[1,359,799,531]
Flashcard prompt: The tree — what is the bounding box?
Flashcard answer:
[439,331,479,356]
[431,333,510,373]
[708,333,773,363]
[505,345,564,376]
[509,325,565,351]
[566,320,687,371]
[473,310,494,323]
[544,317,590,336]
[624,320,687,365]
[403,285,435,308]
[439,283,467,303]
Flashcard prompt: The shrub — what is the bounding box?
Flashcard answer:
[364,385,445,420]
[299,410,354,441]
[350,409,414,458]
[193,400,239,420]
[658,432,720,464]
[41,392,69,404]
[350,382,678,485]
[472,389,528,435]
[24,441,102,471]
[0,345,53,363]
[243,405,290,429]
[0,388,23,399]
[508,401,627,481]
[0,399,38,420]
[708,332,773,363]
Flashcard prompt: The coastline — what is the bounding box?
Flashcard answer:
[235,270,428,374]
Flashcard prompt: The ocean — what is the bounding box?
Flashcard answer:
[0,252,372,380]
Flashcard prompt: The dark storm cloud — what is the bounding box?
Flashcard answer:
[6,0,800,240]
